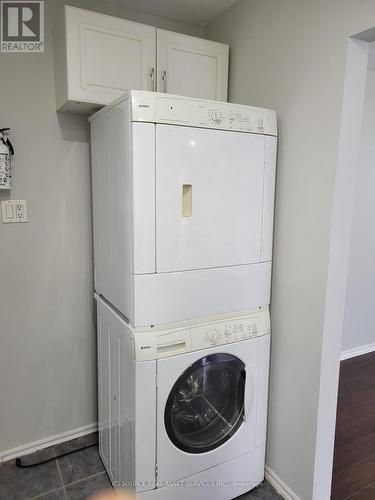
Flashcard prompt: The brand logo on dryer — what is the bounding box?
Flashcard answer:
[140,345,151,350]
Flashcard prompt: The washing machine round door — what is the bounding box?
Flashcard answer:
[164,353,246,454]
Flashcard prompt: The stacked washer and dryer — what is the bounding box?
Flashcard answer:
[89,91,277,500]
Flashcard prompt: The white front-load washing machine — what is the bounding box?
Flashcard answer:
[96,295,270,500]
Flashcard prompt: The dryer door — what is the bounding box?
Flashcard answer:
[156,338,263,484]
[155,124,265,273]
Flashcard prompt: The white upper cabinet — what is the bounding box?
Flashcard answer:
[54,6,156,113]
[156,29,229,101]
[54,7,229,114]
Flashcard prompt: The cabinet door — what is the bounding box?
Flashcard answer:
[66,6,156,106]
[157,29,229,101]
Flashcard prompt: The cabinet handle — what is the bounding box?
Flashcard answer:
[150,67,155,91]
[162,70,167,93]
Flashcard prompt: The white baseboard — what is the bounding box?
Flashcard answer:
[265,465,301,500]
[0,422,98,463]
[341,342,375,361]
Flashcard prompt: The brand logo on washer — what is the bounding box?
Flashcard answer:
[138,104,149,108]
[140,345,151,350]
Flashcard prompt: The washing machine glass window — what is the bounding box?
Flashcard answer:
[164,353,246,454]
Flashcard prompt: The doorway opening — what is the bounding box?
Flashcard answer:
[313,29,375,500]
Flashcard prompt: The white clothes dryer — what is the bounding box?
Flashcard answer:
[96,295,270,500]
[90,91,277,328]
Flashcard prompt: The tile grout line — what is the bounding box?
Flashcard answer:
[24,459,66,500]
[63,470,108,489]
[27,486,66,500]
[56,458,67,498]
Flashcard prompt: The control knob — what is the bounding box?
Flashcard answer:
[207,329,218,344]
[210,110,222,124]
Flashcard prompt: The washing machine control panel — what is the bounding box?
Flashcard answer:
[134,308,270,361]
[191,312,269,351]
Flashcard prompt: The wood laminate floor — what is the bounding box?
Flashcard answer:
[331,351,375,499]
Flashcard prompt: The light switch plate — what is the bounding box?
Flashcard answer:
[1,200,28,223]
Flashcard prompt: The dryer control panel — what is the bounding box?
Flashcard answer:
[134,307,270,361]
[128,91,277,136]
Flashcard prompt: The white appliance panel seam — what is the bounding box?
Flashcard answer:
[255,336,262,439]
[108,128,114,300]
[155,29,158,93]
[260,137,267,260]
[98,318,102,455]
[154,126,157,274]
[133,261,272,276]
[107,326,112,473]
[154,360,158,489]
[130,120,277,136]
[130,122,135,322]
[118,336,121,483]
[130,123,135,276]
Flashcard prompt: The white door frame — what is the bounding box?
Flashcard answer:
[312,35,373,499]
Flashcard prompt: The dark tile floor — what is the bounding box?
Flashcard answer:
[0,433,282,499]
[0,434,110,500]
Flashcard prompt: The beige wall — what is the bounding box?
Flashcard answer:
[206,2,375,499]
[0,0,202,456]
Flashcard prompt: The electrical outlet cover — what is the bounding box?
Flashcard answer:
[1,200,28,223]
